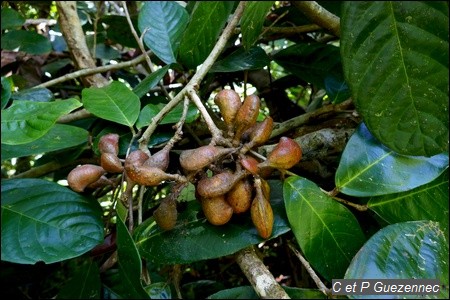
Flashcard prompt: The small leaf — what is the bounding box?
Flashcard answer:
[335,123,449,197]
[132,65,170,98]
[134,180,290,264]
[82,81,140,126]
[56,258,101,299]
[241,1,275,50]
[341,2,449,156]
[284,176,366,281]
[136,102,198,129]
[1,76,12,109]
[115,202,149,299]
[1,8,25,30]
[345,221,449,299]
[1,124,88,161]
[138,1,188,64]
[368,170,449,236]
[11,87,54,102]
[1,30,52,54]
[209,46,270,73]
[1,98,82,145]
[178,2,235,69]
[1,179,103,264]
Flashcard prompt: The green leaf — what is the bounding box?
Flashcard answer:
[82,81,140,126]
[283,176,366,281]
[209,46,270,73]
[1,124,88,161]
[273,43,344,89]
[11,87,54,102]
[1,30,52,54]
[345,221,449,299]
[1,8,25,30]
[241,1,275,50]
[138,1,188,64]
[1,98,82,145]
[136,102,198,129]
[56,258,101,299]
[335,123,449,197]
[144,282,172,299]
[115,202,149,299]
[340,2,449,156]
[134,180,290,264]
[1,179,103,264]
[132,65,170,98]
[102,15,139,49]
[178,2,235,69]
[368,170,449,236]
[1,76,12,109]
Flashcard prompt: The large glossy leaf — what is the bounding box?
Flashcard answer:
[335,123,449,197]
[209,46,270,73]
[1,30,52,54]
[114,202,149,299]
[178,2,235,69]
[241,1,275,51]
[1,179,103,264]
[138,1,188,64]
[368,170,449,236]
[56,258,101,299]
[132,65,170,98]
[134,180,290,264]
[136,102,198,129]
[273,43,344,89]
[284,176,366,281]
[1,7,25,30]
[1,124,88,161]
[1,98,82,145]
[340,2,449,156]
[82,81,140,126]
[345,221,449,299]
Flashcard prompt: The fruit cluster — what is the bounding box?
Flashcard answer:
[67,90,302,239]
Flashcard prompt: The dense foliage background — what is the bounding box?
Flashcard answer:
[1,1,448,299]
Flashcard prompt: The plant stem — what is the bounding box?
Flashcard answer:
[287,241,332,297]
[291,1,340,37]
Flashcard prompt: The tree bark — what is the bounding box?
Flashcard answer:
[55,1,108,87]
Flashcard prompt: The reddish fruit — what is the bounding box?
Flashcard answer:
[68,164,106,192]
[144,147,170,171]
[98,133,119,155]
[225,178,253,214]
[101,152,124,173]
[251,178,273,239]
[232,94,260,145]
[153,197,178,230]
[214,89,242,130]
[201,195,234,225]
[240,155,260,175]
[124,150,149,169]
[179,145,234,172]
[259,137,302,170]
[242,116,274,152]
[196,170,247,199]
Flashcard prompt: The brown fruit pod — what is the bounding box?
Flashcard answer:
[126,165,177,186]
[101,152,124,173]
[259,137,302,170]
[241,116,274,152]
[225,177,253,214]
[251,178,274,239]
[124,150,149,169]
[86,175,114,190]
[144,147,170,171]
[239,155,260,175]
[196,169,247,199]
[98,133,119,155]
[214,89,242,134]
[201,195,234,225]
[68,164,106,192]
[232,94,260,146]
[153,197,178,230]
[179,145,233,172]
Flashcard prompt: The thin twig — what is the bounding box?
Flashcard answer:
[287,241,332,297]
[291,1,340,37]
[34,51,150,89]
[321,188,368,211]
